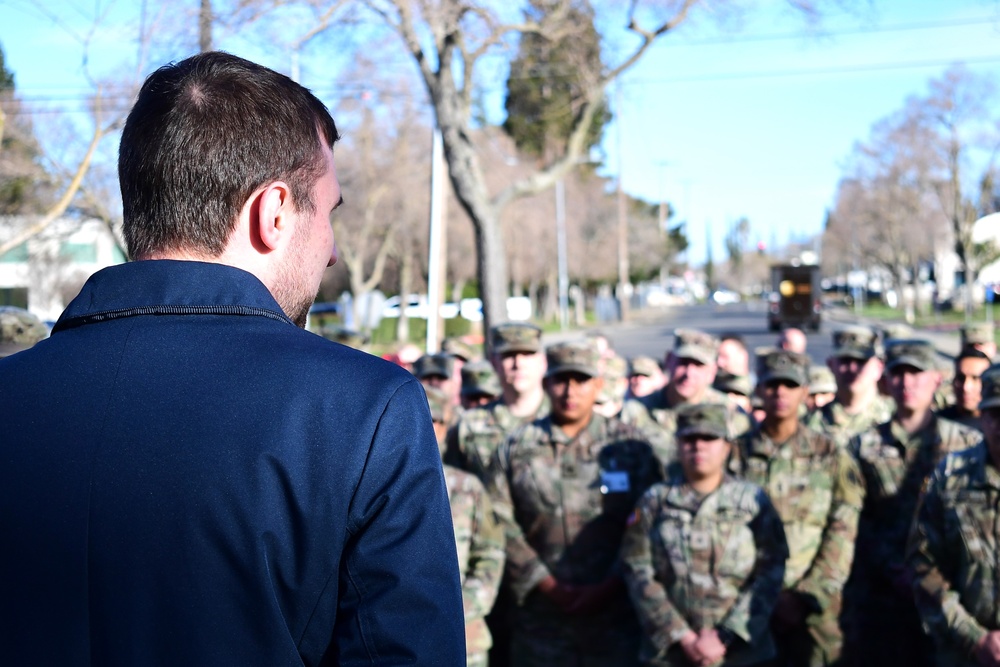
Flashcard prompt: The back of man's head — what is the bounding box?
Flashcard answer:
[119,51,339,260]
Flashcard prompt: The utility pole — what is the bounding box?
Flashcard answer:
[426,128,447,353]
[615,84,630,322]
[556,179,569,331]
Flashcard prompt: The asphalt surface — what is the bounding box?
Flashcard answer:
[554,301,966,368]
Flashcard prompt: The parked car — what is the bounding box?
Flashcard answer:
[381,294,460,320]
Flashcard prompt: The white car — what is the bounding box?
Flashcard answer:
[382,294,459,319]
[712,289,741,305]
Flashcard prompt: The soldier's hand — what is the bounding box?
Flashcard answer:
[694,628,726,666]
[678,631,705,665]
[564,576,624,615]
[535,575,577,612]
[773,590,807,630]
[974,631,1000,667]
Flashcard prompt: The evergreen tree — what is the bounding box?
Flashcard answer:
[0,42,50,215]
[502,0,610,159]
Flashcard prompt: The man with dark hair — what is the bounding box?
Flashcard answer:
[937,346,992,431]
[0,52,464,665]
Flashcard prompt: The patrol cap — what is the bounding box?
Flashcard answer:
[884,339,938,372]
[676,403,729,440]
[460,360,502,398]
[672,328,719,366]
[831,325,878,360]
[758,349,810,386]
[413,353,455,379]
[962,323,995,346]
[424,386,450,423]
[713,370,752,397]
[442,336,477,361]
[808,365,837,395]
[598,354,628,404]
[979,367,1000,410]
[880,323,914,343]
[0,306,48,357]
[629,355,661,377]
[491,322,542,355]
[545,340,600,378]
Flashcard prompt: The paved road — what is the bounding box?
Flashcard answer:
[563,301,964,368]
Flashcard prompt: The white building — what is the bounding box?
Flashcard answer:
[0,216,126,322]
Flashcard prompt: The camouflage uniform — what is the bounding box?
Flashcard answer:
[907,441,1000,667]
[446,324,550,485]
[805,326,893,446]
[445,465,506,667]
[846,344,981,667]
[621,329,752,465]
[489,410,664,667]
[461,360,502,402]
[737,424,862,665]
[935,405,983,432]
[621,411,788,667]
[0,306,48,358]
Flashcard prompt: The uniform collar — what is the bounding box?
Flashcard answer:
[54,260,290,332]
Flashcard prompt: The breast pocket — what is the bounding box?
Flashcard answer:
[790,457,834,527]
[715,511,758,583]
[862,448,906,499]
[950,493,994,564]
[510,453,562,514]
[654,509,691,579]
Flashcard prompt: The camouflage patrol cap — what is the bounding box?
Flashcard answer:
[545,340,600,378]
[413,353,455,379]
[0,306,48,358]
[808,365,837,395]
[424,386,450,423]
[961,322,995,346]
[672,328,719,366]
[885,339,938,372]
[598,354,628,404]
[831,325,878,360]
[979,367,1000,410]
[442,336,477,361]
[880,323,914,343]
[676,403,729,440]
[491,322,542,354]
[629,355,661,377]
[758,349,810,386]
[713,370,752,397]
[460,359,502,398]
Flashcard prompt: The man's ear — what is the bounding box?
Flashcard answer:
[254,181,293,252]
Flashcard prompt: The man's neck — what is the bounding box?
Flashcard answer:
[896,406,933,435]
[666,384,703,408]
[503,386,544,419]
[690,472,724,495]
[762,415,798,443]
[554,413,592,440]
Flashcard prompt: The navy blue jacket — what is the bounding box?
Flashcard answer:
[0,260,465,665]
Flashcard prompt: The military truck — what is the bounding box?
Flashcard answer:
[767,263,821,331]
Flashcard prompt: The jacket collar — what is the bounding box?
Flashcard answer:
[54,260,292,332]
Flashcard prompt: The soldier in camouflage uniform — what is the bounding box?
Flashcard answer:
[446,323,551,667]
[488,340,664,666]
[845,339,981,667]
[595,353,629,418]
[414,353,461,414]
[0,306,48,358]
[936,346,991,432]
[620,329,751,465]
[427,387,506,667]
[735,350,863,666]
[621,403,788,667]
[806,365,837,413]
[628,356,666,400]
[961,322,996,361]
[805,325,893,446]
[461,360,503,410]
[445,323,550,484]
[908,368,1000,667]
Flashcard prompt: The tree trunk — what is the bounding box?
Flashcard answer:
[396,247,413,343]
[199,0,213,53]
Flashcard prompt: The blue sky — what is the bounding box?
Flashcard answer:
[2,0,1000,268]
